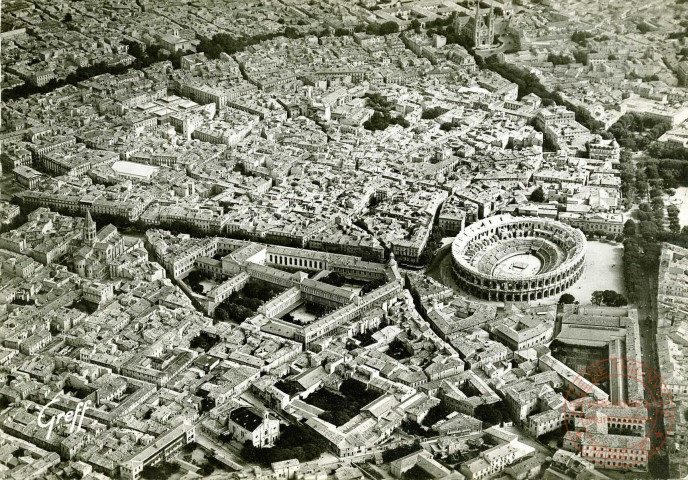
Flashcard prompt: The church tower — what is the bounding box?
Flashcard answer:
[84,210,96,244]
[471,0,495,49]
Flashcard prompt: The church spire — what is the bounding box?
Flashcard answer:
[84,209,96,244]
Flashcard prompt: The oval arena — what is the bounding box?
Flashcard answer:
[451,215,586,302]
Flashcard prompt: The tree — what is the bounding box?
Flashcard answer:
[601,290,627,307]
[404,465,435,480]
[421,107,445,120]
[559,293,576,305]
[547,53,571,66]
[474,401,510,427]
[390,115,410,128]
[198,463,215,476]
[364,111,389,131]
[573,50,588,65]
[639,221,659,239]
[141,462,181,480]
[382,442,423,463]
[637,23,652,34]
[365,21,401,36]
[214,306,229,322]
[571,30,594,46]
[668,205,681,233]
[284,26,300,38]
[63,12,73,22]
[410,19,421,33]
[322,272,346,287]
[530,186,545,203]
[614,294,628,307]
[601,290,616,306]
[623,235,661,304]
[240,424,329,466]
[361,277,387,295]
[593,290,627,307]
[624,219,636,237]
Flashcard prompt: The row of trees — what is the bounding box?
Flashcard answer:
[198,30,305,59]
[587,230,622,242]
[369,21,401,36]
[482,56,605,133]
[3,60,133,101]
[4,39,197,102]
[623,219,662,303]
[668,204,681,234]
[647,141,688,161]
[641,158,688,187]
[408,14,454,35]
[635,197,666,225]
[197,20,401,60]
[419,225,447,265]
[618,149,636,208]
[124,41,194,70]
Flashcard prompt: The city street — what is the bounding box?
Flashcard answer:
[636,275,670,479]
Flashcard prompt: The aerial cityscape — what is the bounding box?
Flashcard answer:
[0,0,687,479]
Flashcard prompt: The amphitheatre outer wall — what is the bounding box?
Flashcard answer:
[451,215,586,302]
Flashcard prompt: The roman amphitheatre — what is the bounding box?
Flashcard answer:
[451,215,586,302]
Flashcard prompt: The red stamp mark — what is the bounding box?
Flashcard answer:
[564,357,674,470]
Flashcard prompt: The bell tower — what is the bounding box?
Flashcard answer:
[84,209,96,244]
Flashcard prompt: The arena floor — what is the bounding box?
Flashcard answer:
[491,253,543,278]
